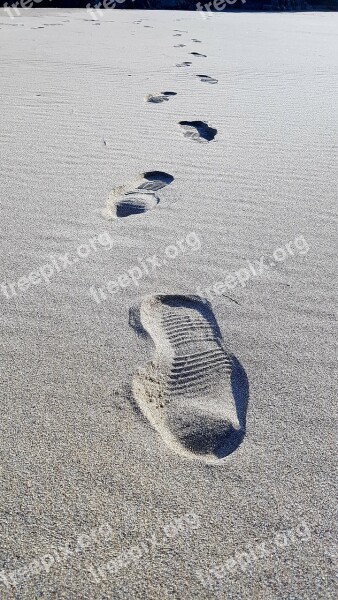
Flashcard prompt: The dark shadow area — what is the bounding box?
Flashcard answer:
[129,305,149,339]
[116,201,148,218]
[179,120,217,142]
[143,171,174,186]
[211,356,249,459]
[230,355,249,431]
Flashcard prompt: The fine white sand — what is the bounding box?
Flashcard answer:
[0,8,337,599]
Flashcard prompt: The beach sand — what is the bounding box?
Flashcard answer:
[0,8,337,599]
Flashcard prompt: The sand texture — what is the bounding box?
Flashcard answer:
[0,8,337,600]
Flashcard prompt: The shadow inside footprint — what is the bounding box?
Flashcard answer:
[179,120,217,142]
[140,171,174,190]
[210,357,248,459]
[176,62,192,68]
[115,193,158,218]
[190,52,207,57]
[131,294,249,462]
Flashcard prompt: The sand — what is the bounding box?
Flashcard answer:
[0,8,337,599]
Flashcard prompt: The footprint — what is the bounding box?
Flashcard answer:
[174,44,186,48]
[106,171,174,219]
[190,52,207,58]
[192,38,202,43]
[179,121,217,142]
[145,94,169,104]
[176,62,192,68]
[197,74,218,85]
[144,92,177,103]
[131,294,247,461]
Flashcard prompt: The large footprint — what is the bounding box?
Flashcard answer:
[179,120,217,142]
[131,294,247,462]
[105,171,174,218]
